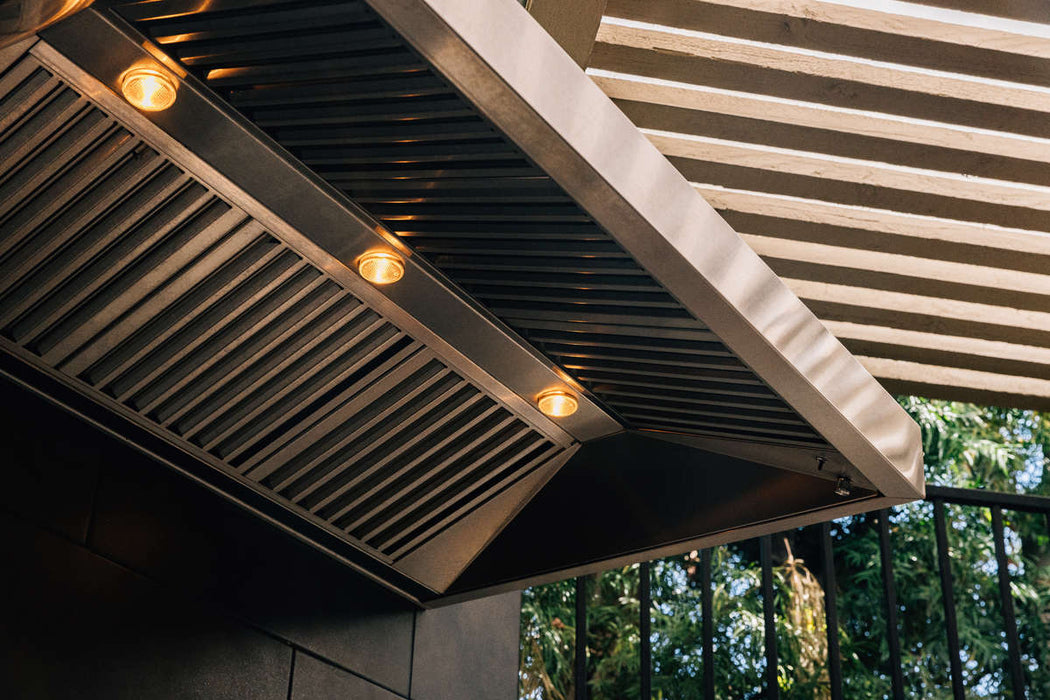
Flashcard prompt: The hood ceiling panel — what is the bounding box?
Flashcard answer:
[111,0,831,449]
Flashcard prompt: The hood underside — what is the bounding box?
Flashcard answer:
[0,0,922,603]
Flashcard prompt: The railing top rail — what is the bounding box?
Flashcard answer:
[926,485,1050,513]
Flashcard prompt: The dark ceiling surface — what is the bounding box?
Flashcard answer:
[109,0,829,451]
[448,431,876,595]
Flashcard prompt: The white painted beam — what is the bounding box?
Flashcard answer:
[694,185,1050,256]
[860,356,1050,401]
[786,279,1050,334]
[596,18,1050,113]
[657,0,1050,60]
[647,130,1050,213]
[591,71,1050,165]
[741,234,1050,297]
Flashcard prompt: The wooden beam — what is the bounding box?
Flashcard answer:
[685,173,1050,234]
[903,0,1050,26]
[605,0,1050,62]
[591,28,1050,139]
[827,321,1050,381]
[646,130,1050,213]
[591,71,1050,167]
[787,279,1050,333]
[595,19,1050,114]
[696,185,1050,260]
[860,356,1050,404]
[741,234,1050,299]
[618,102,1050,191]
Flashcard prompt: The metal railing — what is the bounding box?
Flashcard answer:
[565,486,1050,700]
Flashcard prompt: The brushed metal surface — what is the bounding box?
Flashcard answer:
[0,0,89,48]
[37,8,622,445]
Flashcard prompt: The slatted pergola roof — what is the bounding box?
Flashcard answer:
[577,0,1050,411]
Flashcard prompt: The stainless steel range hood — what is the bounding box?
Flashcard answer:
[0,0,922,603]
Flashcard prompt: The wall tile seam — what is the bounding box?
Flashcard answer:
[286,648,296,700]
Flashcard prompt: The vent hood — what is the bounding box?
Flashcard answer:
[0,0,922,603]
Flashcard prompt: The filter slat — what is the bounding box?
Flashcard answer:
[284,375,469,502]
[303,387,489,515]
[166,300,372,431]
[344,412,520,538]
[133,260,323,413]
[0,165,192,328]
[277,368,455,499]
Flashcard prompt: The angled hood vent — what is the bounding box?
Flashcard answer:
[0,0,923,602]
[0,43,578,599]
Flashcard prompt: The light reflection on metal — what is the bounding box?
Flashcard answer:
[538,390,579,418]
[365,0,924,501]
[120,66,177,111]
[24,0,929,603]
[357,251,405,285]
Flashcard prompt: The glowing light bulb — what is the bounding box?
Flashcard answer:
[121,68,177,112]
[537,390,578,418]
[357,251,405,285]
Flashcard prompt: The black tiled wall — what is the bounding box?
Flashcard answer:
[0,375,520,699]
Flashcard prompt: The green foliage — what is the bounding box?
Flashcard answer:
[519,399,1050,699]
[902,397,1050,492]
[587,567,643,698]
[651,547,767,700]
[520,578,577,700]
[898,397,1050,697]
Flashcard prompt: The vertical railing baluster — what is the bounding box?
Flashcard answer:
[640,561,651,700]
[575,575,587,700]
[991,505,1026,699]
[877,509,905,700]
[701,548,714,700]
[821,522,844,700]
[760,534,780,700]
[933,499,965,699]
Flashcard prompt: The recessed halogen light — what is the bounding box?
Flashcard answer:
[357,251,405,285]
[537,390,578,418]
[121,67,178,111]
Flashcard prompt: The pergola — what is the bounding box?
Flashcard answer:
[574,0,1050,412]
